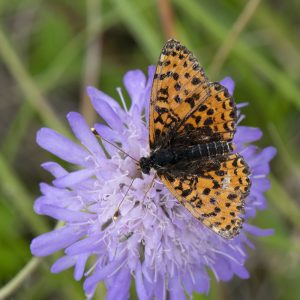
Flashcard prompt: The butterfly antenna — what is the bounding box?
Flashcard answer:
[113,175,156,222]
[142,174,157,202]
[113,177,136,220]
[91,128,139,163]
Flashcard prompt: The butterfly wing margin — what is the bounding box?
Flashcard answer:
[158,154,251,239]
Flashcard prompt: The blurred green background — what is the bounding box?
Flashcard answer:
[0,0,300,299]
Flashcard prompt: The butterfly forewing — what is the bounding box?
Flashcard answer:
[174,82,237,145]
[149,39,209,150]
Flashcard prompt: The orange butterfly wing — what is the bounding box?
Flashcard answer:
[159,154,250,239]
[149,39,249,239]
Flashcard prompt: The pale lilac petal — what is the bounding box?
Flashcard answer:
[41,162,68,177]
[244,224,274,236]
[37,128,89,165]
[92,100,124,132]
[74,254,89,280]
[220,76,235,95]
[251,146,277,166]
[123,70,146,106]
[237,102,248,109]
[53,168,95,188]
[232,264,249,279]
[65,235,105,256]
[211,258,232,282]
[51,256,76,273]
[169,274,185,300]
[30,226,87,256]
[84,256,126,291]
[154,274,165,300]
[87,86,123,115]
[67,112,105,158]
[37,204,94,222]
[135,262,149,299]
[93,123,120,142]
[234,126,262,144]
[105,268,131,300]
[194,268,210,294]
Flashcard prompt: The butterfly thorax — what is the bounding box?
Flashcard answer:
[139,141,233,175]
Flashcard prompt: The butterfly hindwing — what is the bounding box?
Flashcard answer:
[159,154,250,239]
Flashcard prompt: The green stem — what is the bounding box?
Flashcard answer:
[0,257,41,299]
[0,152,49,234]
[0,26,70,137]
[80,0,102,123]
[209,0,262,76]
[267,175,300,231]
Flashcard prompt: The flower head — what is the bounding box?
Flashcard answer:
[31,67,276,299]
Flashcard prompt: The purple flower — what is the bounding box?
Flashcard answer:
[31,67,276,299]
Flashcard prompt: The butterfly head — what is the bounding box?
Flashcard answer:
[139,157,152,175]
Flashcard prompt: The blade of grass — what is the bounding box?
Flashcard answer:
[0,257,41,300]
[0,152,49,234]
[37,6,120,92]
[111,0,161,62]
[80,0,102,123]
[157,0,176,39]
[209,0,262,77]
[1,7,121,164]
[0,26,70,137]
[267,175,300,232]
[173,0,300,109]
[268,123,300,182]
[1,102,34,163]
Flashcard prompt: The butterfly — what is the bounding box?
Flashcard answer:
[139,39,251,239]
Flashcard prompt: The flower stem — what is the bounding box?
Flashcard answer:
[157,0,176,39]
[0,25,70,137]
[80,0,102,124]
[0,257,41,299]
[209,0,262,77]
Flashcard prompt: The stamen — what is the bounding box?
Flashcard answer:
[117,87,128,112]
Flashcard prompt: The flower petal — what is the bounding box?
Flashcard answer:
[105,268,131,300]
[123,70,146,107]
[41,162,68,178]
[37,128,89,165]
[235,126,263,144]
[37,204,94,222]
[74,254,89,280]
[135,262,149,300]
[51,256,76,273]
[87,86,123,114]
[53,168,95,188]
[220,76,235,95]
[84,256,126,292]
[65,234,105,256]
[244,224,274,236]
[30,226,87,256]
[67,112,105,158]
[169,273,186,300]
